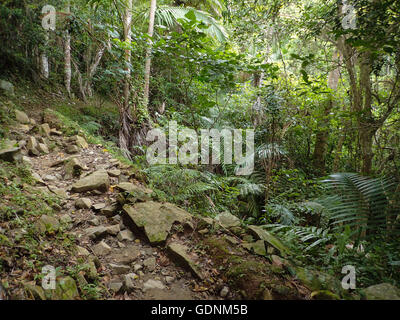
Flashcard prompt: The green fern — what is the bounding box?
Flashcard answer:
[319,173,398,241]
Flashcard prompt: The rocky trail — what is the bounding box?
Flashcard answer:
[1,109,320,301]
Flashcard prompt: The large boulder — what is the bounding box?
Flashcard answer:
[71,170,110,193]
[364,283,400,300]
[123,202,193,244]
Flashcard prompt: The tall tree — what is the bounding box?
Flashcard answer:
[143,0,157,106]
[64,0,72,96]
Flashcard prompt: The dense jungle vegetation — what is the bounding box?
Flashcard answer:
[1,0,400,298]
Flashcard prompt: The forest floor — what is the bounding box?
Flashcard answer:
[1,92,317,300]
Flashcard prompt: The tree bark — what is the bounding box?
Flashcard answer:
[64,1,72,96]
[312,50,340,175]
[143,0,157,106]
[117,0,133,159]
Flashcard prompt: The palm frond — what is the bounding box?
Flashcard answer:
[155,6,228,42]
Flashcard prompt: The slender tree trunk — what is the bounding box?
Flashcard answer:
[143,0,157,106]
[313,50,340,175]
[64,1,72,96]
[119,0,133,159]
[41,32,50,79]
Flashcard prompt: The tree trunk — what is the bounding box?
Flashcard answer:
[143,0,157,106]
[312,50,340,175]
[119,0,133,159]
[41,32,50,79]
[64,1,71,96]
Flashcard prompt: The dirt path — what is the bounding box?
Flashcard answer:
[27,132,219,300]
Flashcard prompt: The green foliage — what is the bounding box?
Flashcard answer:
[319,173,398,241]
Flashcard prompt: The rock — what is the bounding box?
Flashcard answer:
[117,230,135,242]
[0,79,14,96]
[364,283,400,300]
[39,123,51,137]
[71,170,110,193]
[93,203,107,210]
[65,158,85,179]
[242,235,254,242]
[75,198,92,209]
[27,136,40,156]
[85,226,108,240]
[271,255,284,268]
[15,110,30,124]
[37,143,49,154]
[108,169,121,177]
[34,215,60,234]
[100,203,118,217]
[60,214,72,224]
[247,225,290,255]
[294,267,343,296]
[50,128,62,136]
[220,286,229,298]
[108,246,140,265]
[165,276,175,284]
[66,145,79,154]
[215,212,241,229]
[224,235,240,245]
[109,263,131,275]
[0,140,21,163]
[108,281,123,293]
[311,290,340,300]
[24,283,46,300]
[93,241,112,256]
[107,224,120,236]
[143,257,157,272]
[143,279,165,291]
[15,123,30,133]
[167,242,204,280]
[88,217,100,226]
[134,264,143,272]
[76,246,90,257]
[49,276,80,300]
[74,135,89,149]
[251,240,266,256]
[21,156,32,166]
[197,216,214,229]
[123,202,193,244]
[48,186,67,198]
[44,175,56,181]
[124,273,139,291]
[85,225,120,239]
[31,172,45,186]
[117,182,153,204]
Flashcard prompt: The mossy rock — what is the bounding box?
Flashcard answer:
[45,276,80,300]
[294,267,343,297]
[24,283,46,300]
[311,290,340,300]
